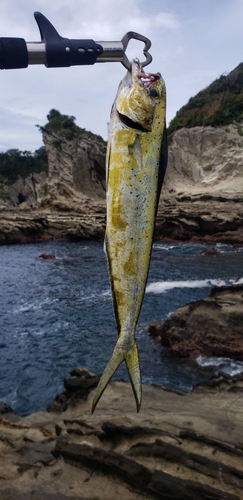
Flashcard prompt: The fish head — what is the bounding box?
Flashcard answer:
[115,58,165,132]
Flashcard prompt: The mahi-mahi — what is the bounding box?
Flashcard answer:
[92,59,167,412]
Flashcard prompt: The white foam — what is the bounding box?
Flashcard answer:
[146,277,243,293]
[152,243,176,251]
[13,297,58,314]
[146,279,221,293]
[234,277,243,284]
[197,355,243,377]
[77,289,111,303]
[101,289,112,297]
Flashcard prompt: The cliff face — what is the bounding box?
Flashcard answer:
[0,130,107,244]
[42,129,106,212]
[164,123,243,198]
[0,121,243,244]
[5,171,47,208]
[156,123,243,244]
[0,129,106,212]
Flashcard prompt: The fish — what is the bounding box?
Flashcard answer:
[92,59,167,413]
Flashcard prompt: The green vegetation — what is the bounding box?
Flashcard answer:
[37,109,104,143]
[0,188,10,200]
[0,147,48,185]
[0,109,105,186]
[168,63,243,134]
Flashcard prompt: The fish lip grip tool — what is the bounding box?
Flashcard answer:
[0,11,152,70]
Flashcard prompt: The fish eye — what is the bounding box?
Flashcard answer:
[149,89,159,98]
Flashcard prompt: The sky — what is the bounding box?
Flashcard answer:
[0,0,243,152]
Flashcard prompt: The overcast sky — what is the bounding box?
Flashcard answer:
[0,0,243,152]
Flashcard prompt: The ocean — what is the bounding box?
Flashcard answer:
[1,240,243,416]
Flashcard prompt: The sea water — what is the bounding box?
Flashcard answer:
[0,240,243,415]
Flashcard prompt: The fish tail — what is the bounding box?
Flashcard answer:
[91,337,142,413]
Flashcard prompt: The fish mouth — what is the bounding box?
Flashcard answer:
[117,112,149,131]
[133,58,161,89]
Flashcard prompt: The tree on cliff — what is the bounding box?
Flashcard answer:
[0,147,48,184]
[37,109,104,143]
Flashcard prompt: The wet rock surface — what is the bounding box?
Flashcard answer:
[0,368,243,499]
[149,285,243,360]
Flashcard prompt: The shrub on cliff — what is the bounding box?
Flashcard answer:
[168,62,243,134]
[38,109,104,143]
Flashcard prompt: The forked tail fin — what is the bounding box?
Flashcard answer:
[91,337,142,413]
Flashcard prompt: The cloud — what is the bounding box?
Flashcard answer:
[0,0,243,151]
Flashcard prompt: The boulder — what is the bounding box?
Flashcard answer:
[38,254,56,260]
[200,247,222,256]
[148,285,243,359]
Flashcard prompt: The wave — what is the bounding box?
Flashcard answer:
[146,277,243,293]
[13,297,58,314]
[101,289,112,297]
[152,243,177,251]
[197,355,243,377]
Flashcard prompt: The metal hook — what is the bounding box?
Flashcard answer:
[121,32,152,70]
[0,11,153,71]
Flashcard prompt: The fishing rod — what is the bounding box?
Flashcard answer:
[0,11,152,72]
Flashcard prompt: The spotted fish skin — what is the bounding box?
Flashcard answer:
[92,60,167,413]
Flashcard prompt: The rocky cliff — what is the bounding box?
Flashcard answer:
[156,123,243,244]
[0,118,243,244]
[41,127,106,211]
[0,124,107,243]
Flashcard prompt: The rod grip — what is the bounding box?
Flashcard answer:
[0,37,28,69]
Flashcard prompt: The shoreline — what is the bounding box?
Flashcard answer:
[0,209,243,247]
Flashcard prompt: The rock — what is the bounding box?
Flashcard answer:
[155,123,243,244]
[47,367,100,412]
[18,440,55,466]
[38,254,56,260]
[43,129,106,204]
[164,125,243,198]
[0,129,106,244]
[1,124,243,245]
[7,172,48,209]
[147,322,162,341]
[53,440,152,489]
[193,371,243,392]
[0,402,14,414]
[1,370,243,499]
[200,247,222,256]
[148,285,243,359]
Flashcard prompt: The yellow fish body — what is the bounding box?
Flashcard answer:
[92,59,167,412]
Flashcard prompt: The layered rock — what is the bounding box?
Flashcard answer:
[0,129,107,243]
[0,368,243,499]
[148,284,243,359]
[1,122,243,244]
[6,171,48,209]
[156,123,243,244]
[41,128,106,211]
